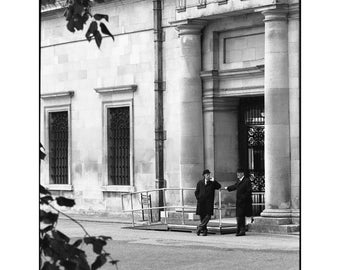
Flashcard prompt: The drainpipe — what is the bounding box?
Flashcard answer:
[153,0,165,221]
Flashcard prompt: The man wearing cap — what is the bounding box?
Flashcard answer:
[225,168,253,236]
[195,169,221,236]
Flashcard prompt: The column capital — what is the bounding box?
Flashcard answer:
[256,4,289,22]
[170,19,207,36]
[288,3,300,20]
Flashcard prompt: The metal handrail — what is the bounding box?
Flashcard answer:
[121,188,265,228]
[121,187,238,228]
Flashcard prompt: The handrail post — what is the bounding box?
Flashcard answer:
[218,189,222,228]
[130,193,135,227]
[181,188,185,225]
[147,191,151,225]
[163,188,167,225]
[121,194,124,212]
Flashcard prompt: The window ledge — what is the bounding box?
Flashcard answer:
[47,184,73,191]
[41,91,74,99]
[101,185,135,193]
[94,85,137,95]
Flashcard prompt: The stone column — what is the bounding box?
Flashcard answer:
[261,6,292,218]
[175,20,207,195]
[288,4,300,222]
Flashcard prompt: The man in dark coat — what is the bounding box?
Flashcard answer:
[195,169,221,236]
[225,168,253,236]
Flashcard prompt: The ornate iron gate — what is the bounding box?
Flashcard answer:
[239,97,265,216]
[107,107,130,185]
[48,111,68,184]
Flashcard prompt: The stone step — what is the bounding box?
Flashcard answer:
[252,217,292,225]
[248,223,300,234]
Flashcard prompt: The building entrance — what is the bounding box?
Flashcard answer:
[238,97,265,216]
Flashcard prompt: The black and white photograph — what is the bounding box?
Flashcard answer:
[2,0,340,269]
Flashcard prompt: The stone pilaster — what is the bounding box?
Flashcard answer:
[174,20,207,192]
[288,3,300,223]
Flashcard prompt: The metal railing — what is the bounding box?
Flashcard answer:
[121,188,265,228]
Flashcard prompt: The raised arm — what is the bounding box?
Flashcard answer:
[226,183,237,192]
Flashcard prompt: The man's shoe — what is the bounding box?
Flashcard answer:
[236,232,246,236]
[202,230,208,236]
[196,228,202,236]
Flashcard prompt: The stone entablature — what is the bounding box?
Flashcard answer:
[175,0,286,20]
[201,66,264,98]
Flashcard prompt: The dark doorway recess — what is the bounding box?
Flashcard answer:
[238,97,265,216]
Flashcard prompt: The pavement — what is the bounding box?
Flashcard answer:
[57,214,300,252]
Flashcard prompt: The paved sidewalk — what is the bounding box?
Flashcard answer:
[57,218,300,252]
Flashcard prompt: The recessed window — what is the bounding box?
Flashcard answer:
[107,107,130,185]
[48,111,69,184]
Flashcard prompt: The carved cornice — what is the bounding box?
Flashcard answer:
[201,66,264,82]
[203,97,238,112]
[94,85,137,94]
[288,3,300,20]
[220,86,264,97]
[169,19,207,36]
[41,91,74,99]
[256,4,289,22]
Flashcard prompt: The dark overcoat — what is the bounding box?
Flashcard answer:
[227,177,253,217]
[195,179,221,216]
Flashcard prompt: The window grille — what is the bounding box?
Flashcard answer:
[48,111,68,184]
[107,107,130,185]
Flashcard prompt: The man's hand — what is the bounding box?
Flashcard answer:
[210,177,214,181]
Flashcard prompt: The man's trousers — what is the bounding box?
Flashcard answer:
[236,216,246,234]
[198,214,211,232]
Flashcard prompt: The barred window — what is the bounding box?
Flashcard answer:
[107,107,130,185]
[48,111,68,184]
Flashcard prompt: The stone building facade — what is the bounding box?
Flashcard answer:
[40,0,300,232]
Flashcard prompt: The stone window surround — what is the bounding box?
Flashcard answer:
[41,91,74,191]
[219,25,264,69]
[95,85,137,193]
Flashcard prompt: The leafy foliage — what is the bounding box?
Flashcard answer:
[40,143,118,269]
[41,0,114,48]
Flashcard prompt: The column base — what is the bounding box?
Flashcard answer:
[248,209,300,234]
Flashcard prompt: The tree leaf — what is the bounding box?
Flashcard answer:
[40,195,54,205]
[109,260,119,265]
[40,225,54,234]
[60,260,77,270]
[84,236,96,244]
[82,12,90,24]
[73,2,84,16]
[52,230,70,243]
[67,20,75,33]
[73,14,84,31]
[41,212,59,224]
[99,23,114,41]
[94,14,109,22]
[72,239,83,248]
[40,143,46,160]
[84,237,106,254]
[85,21,98,42]
[42,261,59,270]
[91,254,107,270]
[40,185,51,195]
[56,196,76,207]
[94,239,106,254]
[94,30,102,48]
[98,235,112,241]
